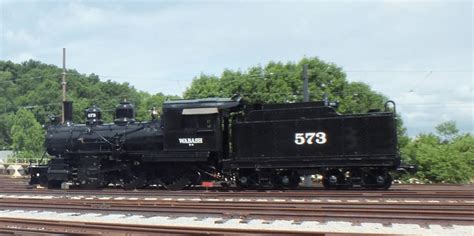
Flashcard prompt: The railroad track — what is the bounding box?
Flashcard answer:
[3,189,473,199]
[0,176,29,190]
[0,197,472,224]
[1,181,473,200]
[0,217,377,235]
[0,175,473,234]
[0,198,472,235]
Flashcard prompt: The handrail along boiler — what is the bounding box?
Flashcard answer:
[29,96,412,190]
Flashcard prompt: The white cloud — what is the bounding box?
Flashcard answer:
[11,53,36,63]
[36,3,106,32]
[5,29,39,46]
[67,2,105,25]
[0,1,472,135]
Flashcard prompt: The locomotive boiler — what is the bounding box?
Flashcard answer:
[30,95,410,190]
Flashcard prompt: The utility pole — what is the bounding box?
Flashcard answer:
[61,48,67,123]
[303,64,309,102]
[302,63,313,187]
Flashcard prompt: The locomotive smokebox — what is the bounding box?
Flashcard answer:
[63,101,73,124]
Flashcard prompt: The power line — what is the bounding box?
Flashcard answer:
[0,76,48,84]
[0,74,469,98]
[409,70,433,92]
[345,70,472,73]
[1,69,469,85]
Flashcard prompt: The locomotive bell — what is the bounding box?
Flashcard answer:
[114,101,135,125]
[85,105,103,126]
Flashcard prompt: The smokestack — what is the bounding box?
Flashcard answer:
[61,48,68,123]
[63,101,73,124]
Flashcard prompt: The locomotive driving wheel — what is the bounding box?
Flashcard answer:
[118,160,147,190]
[80,177,108,189]
[47,180,62,189]
[162,176,191,190]
[158,168,196,191]
[120,172,146,190]
[76,156,109,189]
[160,175,191,191]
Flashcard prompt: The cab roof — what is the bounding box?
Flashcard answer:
[163,97,243,110]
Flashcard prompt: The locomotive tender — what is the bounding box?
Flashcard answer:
[30,95,404,190]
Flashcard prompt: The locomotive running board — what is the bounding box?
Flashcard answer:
[139,151,211,162]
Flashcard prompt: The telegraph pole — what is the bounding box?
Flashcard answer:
[303,64,309,102]
[61,48,67,123]
[302,63,312,187]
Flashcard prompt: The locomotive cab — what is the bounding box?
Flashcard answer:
[161,97,242,156]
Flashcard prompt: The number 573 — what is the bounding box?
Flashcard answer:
[294,132,327,145]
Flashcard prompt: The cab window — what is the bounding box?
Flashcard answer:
[182,115,215,130]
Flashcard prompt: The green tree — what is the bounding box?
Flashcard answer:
[435,121,459,141]
[184,57,388,114]
[184,74,221,99]
[135,92,181,121]
[0,59,187,158]
[404,121,473,183]
[10,109,45,161]
[184,56,411,157]
[0,59,177,146]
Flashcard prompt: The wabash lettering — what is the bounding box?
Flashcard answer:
[179,138,203,146]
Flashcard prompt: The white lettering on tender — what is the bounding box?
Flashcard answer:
[179,138,204,146]
[295,132,327,145]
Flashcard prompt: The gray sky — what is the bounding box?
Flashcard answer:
[1,0,472,136]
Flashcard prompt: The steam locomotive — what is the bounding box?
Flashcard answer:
[29,95,411,190]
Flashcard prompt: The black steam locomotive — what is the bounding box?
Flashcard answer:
[30,95,409,190]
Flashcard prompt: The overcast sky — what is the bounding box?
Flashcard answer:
[0,0,472,136]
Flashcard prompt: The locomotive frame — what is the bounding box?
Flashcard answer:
[29,95,413,190]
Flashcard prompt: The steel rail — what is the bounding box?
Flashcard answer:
[0,198,472,224]
[1,186,473,198]
[0,217,364,235]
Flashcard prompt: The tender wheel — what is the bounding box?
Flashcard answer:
[276,171,300,189]
[236,170,258,189]
[236,175,250,188]
[362,169,392,190]
[322,169,351,189]
[379,173,392,190]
